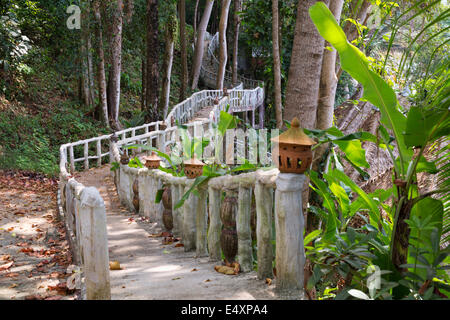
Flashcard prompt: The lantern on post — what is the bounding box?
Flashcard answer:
[271,117,316,174]
[120,152,129,165]
[183,155,205,179]
[143,151,161,169]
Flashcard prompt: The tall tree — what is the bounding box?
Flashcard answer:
[231,0,241,86]
[272,0,283,128]
[312,0,344,168]
[106,0,124,131]
[179,0,188,102]
[193,0,200,38]
[80,5,94,109]
[92,0,109,127]
[191,0,215,90]
[145,0,159,122]
[284,0,329,128]
[161,7,177,119]
[216,0,232,90]
[283,0,330,236]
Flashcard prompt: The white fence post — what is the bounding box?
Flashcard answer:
[79,187,111,300]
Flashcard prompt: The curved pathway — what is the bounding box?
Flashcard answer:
[76,166,276,300]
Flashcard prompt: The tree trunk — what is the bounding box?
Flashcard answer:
[80,7,91,108]
[312,0,344,170]
[161,15,176,119]
[191,0,215,90]
[232,0,241,86]
[272,0,282,129]
[93,0,109,127]
[141,55,146,110]
[308,0,344,239]
[284,0,329,232]
[216,0,232,90]
[145,0,159,123]
[106,0,123,131]
[80,38,90,107]
[179,0,188,102]
[193,0,200,39]
[284,0,329,129]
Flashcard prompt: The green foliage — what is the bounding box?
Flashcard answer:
[306,1,449,300]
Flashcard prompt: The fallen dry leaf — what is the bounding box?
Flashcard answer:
[109,261,122,270]
[3,272,19,278]
[8,283,18,289]
[191,268,198,272]
[0,261,14,271]
[174,243,184,248]
[44,296,62,300]
[1,254,11,261]
[20,247,34,253]
[25,294,45,300]
[265,278,272,286]
[214,265,237,275]
[149,233,162,238]
[204,279,211,282]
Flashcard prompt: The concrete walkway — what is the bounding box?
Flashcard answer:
[76,165,276,300]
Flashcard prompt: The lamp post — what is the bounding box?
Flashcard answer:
[271,117,316,298]
[182,156,207,255]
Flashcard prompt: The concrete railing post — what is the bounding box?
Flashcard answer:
[195,185,208,257]
[254,182,273,279]
[183,182,197,252]
[171,184,181,237]
[274,173,306,298]
[207,187,222,261]
[79,187,111,300]
[237,185,253,272]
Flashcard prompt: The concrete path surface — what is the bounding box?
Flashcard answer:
[76,165,277,300]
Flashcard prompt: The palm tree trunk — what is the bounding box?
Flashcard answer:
[312,0,344,170]
[284,0,329,128]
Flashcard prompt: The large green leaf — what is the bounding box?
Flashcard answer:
[330,169,382,231]
[407,197,444,279]
[404,107,448,148]
[217,111,238,136]
[309,2,411,175]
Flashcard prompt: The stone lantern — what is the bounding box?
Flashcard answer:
[271,117,316,174]
[143,151,161,169]
[183,155,205,179]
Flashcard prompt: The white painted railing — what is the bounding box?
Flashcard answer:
[57,30,273,299]
[110,133,307,296]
